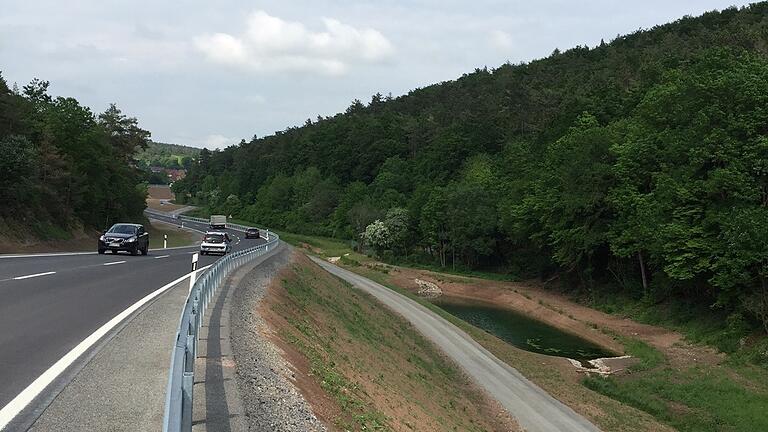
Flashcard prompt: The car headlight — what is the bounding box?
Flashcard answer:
[99,235,105,241]
[126,236,137,243]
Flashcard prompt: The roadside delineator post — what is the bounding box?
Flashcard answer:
[189,253,199,292]
[164,234,168,249]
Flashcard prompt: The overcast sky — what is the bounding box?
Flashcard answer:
[0,1,751,148]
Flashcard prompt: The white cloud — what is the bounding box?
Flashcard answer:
[490,29,514,51]
[194,10,395,75]
[202,134,236,149]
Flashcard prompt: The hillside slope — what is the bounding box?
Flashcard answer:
[174,4,768,347]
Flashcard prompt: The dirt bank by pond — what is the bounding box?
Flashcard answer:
[385,266,723,370]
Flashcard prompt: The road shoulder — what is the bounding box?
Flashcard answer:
[27,277,191,432]
[219,244,327,432]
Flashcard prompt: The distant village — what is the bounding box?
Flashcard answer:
[149,166,187,182]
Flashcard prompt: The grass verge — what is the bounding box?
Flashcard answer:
[147,220,198,248]
[583,364,768,432]
[264,253,519,431]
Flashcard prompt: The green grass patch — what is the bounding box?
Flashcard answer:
[31,221,73,240]
[613,335,665,371]
[583,365,768,432]
[147,222,197,248]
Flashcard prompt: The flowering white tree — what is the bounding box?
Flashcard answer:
[362,219,391,256]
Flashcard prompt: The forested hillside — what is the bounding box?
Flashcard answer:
[173,4,768,338]
[135,141,199,170]
[0,75,150,238]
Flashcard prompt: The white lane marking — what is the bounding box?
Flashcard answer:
[154,255,170,259]
[0,243,199,260]
[0,252,96,259]
[12,271,57,280]
[0,265,211,430]
[102,261,126,266]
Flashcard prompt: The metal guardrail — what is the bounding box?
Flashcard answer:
[144,210,270,237]
[161,218,278,432]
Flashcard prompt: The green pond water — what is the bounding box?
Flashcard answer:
[433,299,614,361]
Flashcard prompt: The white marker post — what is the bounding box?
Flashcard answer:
[163,234,167,249]
[189,253,199,292]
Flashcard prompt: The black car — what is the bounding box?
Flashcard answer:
[245,228,260,239]
[99,223,149,256]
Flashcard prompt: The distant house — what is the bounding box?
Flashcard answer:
[166,169,187,181]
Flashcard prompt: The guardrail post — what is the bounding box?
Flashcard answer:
[189,253,199,293]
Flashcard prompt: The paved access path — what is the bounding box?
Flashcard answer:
[310,256,601,432]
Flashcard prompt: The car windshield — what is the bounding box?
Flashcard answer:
[204,234,224,243]
[108,224,137,235]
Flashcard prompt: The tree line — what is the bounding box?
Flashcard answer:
[135,141,198,170]
[0,75,150,237]
[173,4,768,335]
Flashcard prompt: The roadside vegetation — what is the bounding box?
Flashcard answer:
[264,253,519,431]
[0,75,150,240]
[275,234,768,432]
[146,220,197,249]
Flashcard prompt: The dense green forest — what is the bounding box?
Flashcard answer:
[173,4,768,339]
[135,141,199,170]
[0,74,150,237]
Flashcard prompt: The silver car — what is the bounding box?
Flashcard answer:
[200,231,231,255]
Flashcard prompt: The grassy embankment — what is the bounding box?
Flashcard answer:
[268,229,768,432]
[266,253,518,431]
[175,209,768,430]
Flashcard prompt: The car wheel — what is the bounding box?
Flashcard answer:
[141,246,148,256]
[98,249,105,255]
[130,247,138,256]
[111,250,117,254]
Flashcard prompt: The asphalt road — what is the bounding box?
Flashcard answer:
[310,256,601,432]
[0,214,266,430]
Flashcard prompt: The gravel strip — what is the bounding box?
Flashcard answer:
[230,246,327,432]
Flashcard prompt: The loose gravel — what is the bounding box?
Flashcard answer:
[230,245,327,432]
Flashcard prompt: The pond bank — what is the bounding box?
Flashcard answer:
[381,263,723,369]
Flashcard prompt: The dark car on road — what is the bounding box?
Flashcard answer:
[98,223,149,256]
[245,228,260,239]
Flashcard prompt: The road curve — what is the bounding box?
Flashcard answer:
[0,214,265,431]
[310,256,601,432]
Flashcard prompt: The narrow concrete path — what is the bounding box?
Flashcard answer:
[310,256,601,432]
